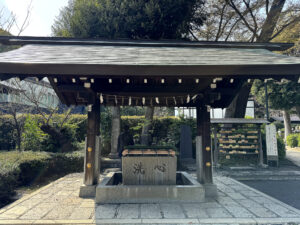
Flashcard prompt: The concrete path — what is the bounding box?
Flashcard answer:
[1,173,300,225]
[286,149,300,167]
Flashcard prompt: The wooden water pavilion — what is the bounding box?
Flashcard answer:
[0,36,299,197]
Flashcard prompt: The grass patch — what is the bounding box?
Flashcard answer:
[0,151,51,174]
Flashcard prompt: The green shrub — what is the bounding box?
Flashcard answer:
[0,118,16,150]
[22,115,46,151]
[287,134,298,148]
[298,134,300,147]
[277,137,286,160]
[0,151,51,204]
[0,115,25,150]
[0,114,87,152]
[273,121,284,130]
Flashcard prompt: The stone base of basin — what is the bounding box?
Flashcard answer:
[96,171,205,203]
[79,184,96,197]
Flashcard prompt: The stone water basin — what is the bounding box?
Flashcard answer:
[96,171,205,203]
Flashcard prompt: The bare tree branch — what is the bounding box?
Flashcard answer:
[15,0,32,36]
[215,4,227,41]
[269,17,300,41]
[266,0,270,15]
[225,18,242,41]
[242,0,258,38]
[227,0,259,39]
[189,28,199,41]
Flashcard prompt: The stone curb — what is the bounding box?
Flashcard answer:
[230,177,300,215]
[233,176,300,181]
[1,217,300,224]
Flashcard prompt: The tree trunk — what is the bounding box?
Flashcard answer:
[141,107,154,146]
[40,124,73,152]
[109,106,120,158]
[258,0,286,42]
[295,106,300,119]
[225,0,286,119]
[11,111,22,151]
[283,110,291,141]
[16,126,22,151]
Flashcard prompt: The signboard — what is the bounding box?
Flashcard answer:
[265,124,278,166]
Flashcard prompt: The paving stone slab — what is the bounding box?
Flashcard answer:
[206,207,233,218]
[160,204,186,219]
[69,207,94,220]
[141,204,162,219]
[247,207,278,218]
[142,218,199,224]
[19,206,53,220]
[43,205,76,219]
[182,204,209,218]
[216,197,240,206]
[95,204,118,219]
[4,206,28,216]
[223,205,255,218]
[225,192,247,200]
[116,204,139,219]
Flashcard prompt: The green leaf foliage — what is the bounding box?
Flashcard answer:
[251,79,300,111]
[286,134,299,148]
[0,114,86,152]
[52,0,205,39]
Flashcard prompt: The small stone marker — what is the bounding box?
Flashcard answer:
[265,124,278,166]
[180,125,193,159]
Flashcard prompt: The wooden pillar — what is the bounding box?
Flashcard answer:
[258,125,264,166]
[196,105,213,184]
[213,125,219,166]
[84,99,100,185]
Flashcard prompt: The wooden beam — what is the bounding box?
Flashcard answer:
[1,63,300,77]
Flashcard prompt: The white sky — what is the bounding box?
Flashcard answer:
[0,0,69,36]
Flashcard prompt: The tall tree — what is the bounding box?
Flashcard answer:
[252,20,300,140]
[252,79,300,140]
[53,0,205,39]
[196,0,300,118]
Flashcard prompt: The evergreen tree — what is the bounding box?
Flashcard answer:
[252,79,300,140]
[52,0,206,39]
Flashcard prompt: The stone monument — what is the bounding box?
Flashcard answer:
[180,125,193,159]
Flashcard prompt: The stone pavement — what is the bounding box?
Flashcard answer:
[0,173,300,225]
[286,149,300,167]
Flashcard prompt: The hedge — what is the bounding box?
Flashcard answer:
[287,133,300,148]
[0,150,84,206]
[0,114,86,152]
